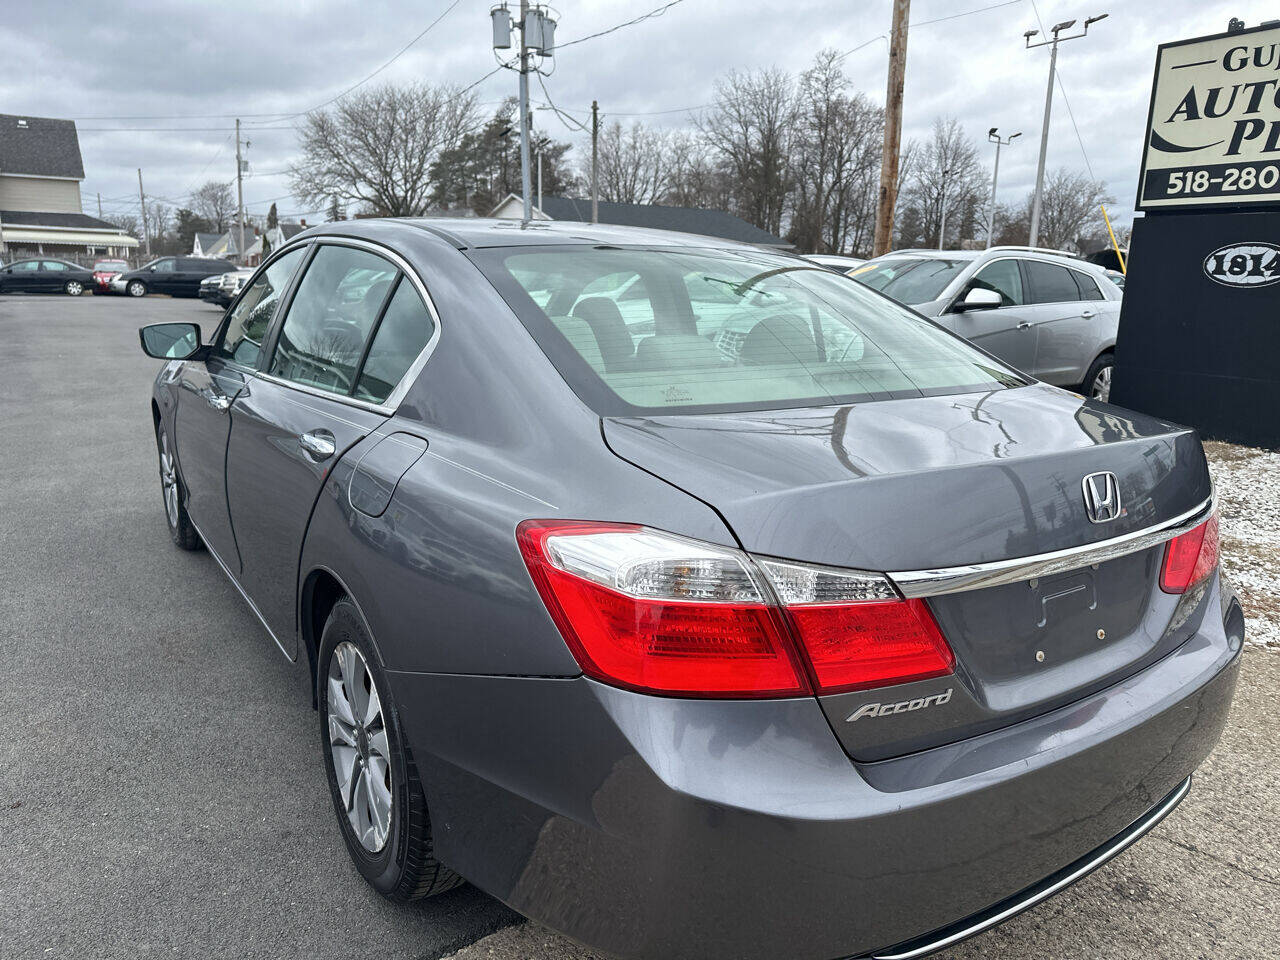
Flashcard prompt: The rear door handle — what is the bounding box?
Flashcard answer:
[1017,321,1032,330]
[1081,309,1096,318]
[299,430,336,461]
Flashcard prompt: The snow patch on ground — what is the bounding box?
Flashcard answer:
[1205,441,1280,650]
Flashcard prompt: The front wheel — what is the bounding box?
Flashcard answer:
[157,427,201,550]
[127,280,147,298]
[319,600,462,902]
[1083,352,1114,403]
[64,280,84,296]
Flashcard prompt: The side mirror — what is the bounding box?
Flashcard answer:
[148,265,157,272]
[139,322,201,359]
[956,287,1003,312]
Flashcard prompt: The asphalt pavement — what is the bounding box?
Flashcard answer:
[1,292,1276,960]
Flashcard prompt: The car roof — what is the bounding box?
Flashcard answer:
[297,216,773,252]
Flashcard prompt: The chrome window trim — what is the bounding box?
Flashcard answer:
[870,776,1192,960]
[246,235,443,417]
[889,492,1214,598]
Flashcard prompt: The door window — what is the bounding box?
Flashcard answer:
[1072,270,1103,301]
[42,261,69,272]
[268,245,398,395]
[1024,261,1081,304]
[153,259,176,273]
[214,246,306,367]
[11,261,39,271]
[354,278,436,403]
[966,260,1024,306]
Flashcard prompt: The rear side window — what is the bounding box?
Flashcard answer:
[269,245,398,395]
[42,261,68,272]
[354,279,436,403]
[967,260,1023,306]
[476,246,1025,416]
[214,246,306,367]
[1072,270,1103,300]
[1024,261,1080,304]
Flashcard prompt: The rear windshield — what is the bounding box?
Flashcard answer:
[850,257,968,305]
[475,246,1024,416]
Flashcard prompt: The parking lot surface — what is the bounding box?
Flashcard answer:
[2,293,1277,960]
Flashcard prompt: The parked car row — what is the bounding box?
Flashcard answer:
[0,255,238,298]
[199,267,255,307]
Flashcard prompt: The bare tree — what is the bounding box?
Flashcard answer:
[588,121,669,204]
[789,51,884,255]
[290,82,479,217]
[191,180,235,233]
[1031,168,1116,251]
[700,67,797,236]
[663,131,731,210]
[895,117,985,248]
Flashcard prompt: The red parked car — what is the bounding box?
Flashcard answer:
[91,258,130,293]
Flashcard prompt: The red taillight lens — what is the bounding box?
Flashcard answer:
[786,599,954,694]
[517,521,957,699]
[517,521,807,697]
[1160,514,1219,594]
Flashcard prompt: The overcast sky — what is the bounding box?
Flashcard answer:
[1,0,1261,231]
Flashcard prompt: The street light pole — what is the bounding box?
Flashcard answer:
[938,171,949,250]
[591,100,600,224]
[986,128,1021,247]
[1025,14,1107,247]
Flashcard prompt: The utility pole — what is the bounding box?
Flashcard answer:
[137,168,151,258]
[873,0,910,257]
[986,128,1021,247]
[97,192,103,219]
[938,170,950,250]
[537,146,543,214]
[1025,13,1107,247]
[235,118,246,261]
[591,100,600,223]
[518,0,533,222]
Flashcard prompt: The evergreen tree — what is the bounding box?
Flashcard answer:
[266,202,278,230]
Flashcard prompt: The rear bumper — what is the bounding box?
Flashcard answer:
[389,581,1241,960]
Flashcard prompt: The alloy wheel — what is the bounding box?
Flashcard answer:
[327,641,393,853]
[128,281,146,297]
[66,280,83,296]
[159,432,179,527]
[1091,364,1113,402]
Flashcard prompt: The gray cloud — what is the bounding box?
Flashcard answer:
[1,0,1254,229]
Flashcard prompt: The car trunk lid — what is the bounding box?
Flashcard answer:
[603,384,1213,758]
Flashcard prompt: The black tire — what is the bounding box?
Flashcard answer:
[64,280,85,296]
[1082,351,1114,402]
[318,599,462,902]
[127,279,148,298]
[156,425,202,551]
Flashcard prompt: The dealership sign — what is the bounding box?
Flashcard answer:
[1202,241,1280,286]
[1138,23,1280,210]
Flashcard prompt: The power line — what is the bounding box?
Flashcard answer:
[555,0,685,49]
[913,0,1023,28]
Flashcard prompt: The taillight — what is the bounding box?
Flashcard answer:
[1160,514,1219,594]
[517,521,955,699]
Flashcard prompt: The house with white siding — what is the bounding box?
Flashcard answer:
[0,113,138,261]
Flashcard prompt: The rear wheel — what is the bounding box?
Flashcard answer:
[1083,352,1114,402]
[127,279,147,298]
[157,427,202,550]
[64,280,84,296]
[319,599,462,902]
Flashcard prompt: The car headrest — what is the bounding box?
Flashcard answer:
[739,314,820,365]
[572,296,634,371]
[633,334,723,370]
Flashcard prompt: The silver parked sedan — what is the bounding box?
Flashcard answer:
[852,246,1121,400]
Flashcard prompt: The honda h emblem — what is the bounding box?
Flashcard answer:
[1082,472,1122,524]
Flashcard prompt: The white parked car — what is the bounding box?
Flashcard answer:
[805,254,866,275]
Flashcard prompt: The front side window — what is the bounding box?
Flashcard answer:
[477,246,1024,415]
[354,278,436,403]
[12,261,40,272]
[153,258,176,273]
[966,260,1024,306]
[269,245,398,395]
[849,257,969,305]
[1025,261,1081,304]
[214,246,306,367]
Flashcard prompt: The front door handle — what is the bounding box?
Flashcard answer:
[1017,321,1032,330]
[299,430,336,461]
[1080,309,1096,318]
[207,394,232,412]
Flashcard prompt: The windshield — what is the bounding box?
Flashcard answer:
[850,257,969,304]
[476,245,1024,416]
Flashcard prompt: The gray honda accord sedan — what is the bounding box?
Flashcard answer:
[138,218,1243,960]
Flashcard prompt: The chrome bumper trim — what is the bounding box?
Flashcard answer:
[889,494,1214,598]
[868,775,1192,960]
